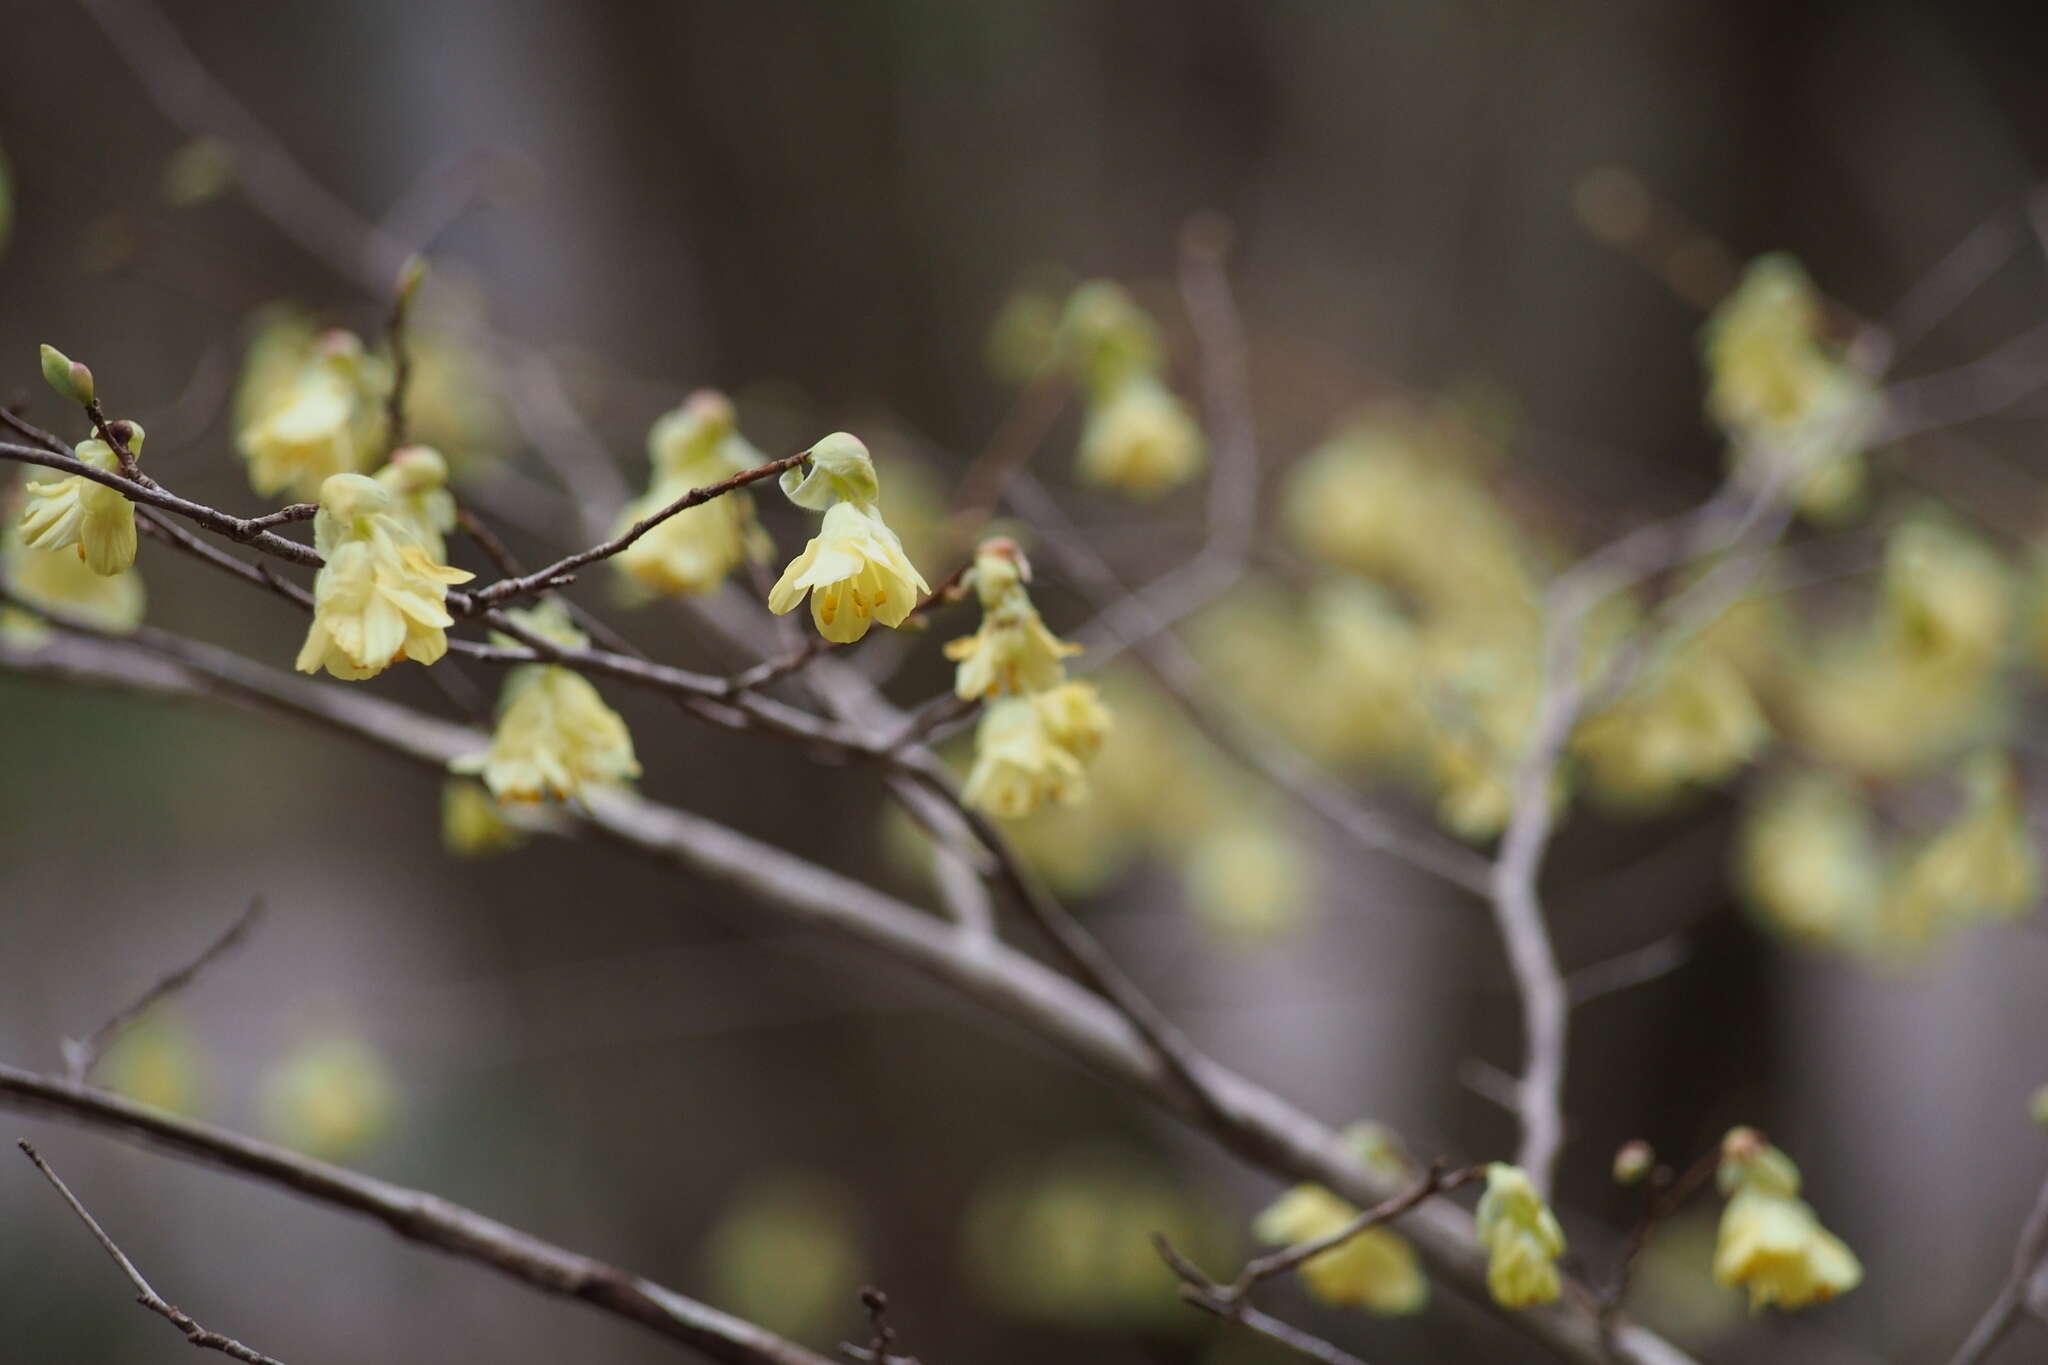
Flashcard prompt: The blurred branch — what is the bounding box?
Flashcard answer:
[0,623,1702,1365]
[1945,1166,2048,1365]
[5,1087,832,1365]
[60,896,265,1086]
[18,1140,291,1365]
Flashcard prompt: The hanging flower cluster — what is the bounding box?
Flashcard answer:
[946,538,1110,819]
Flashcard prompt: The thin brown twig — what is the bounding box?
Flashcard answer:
[19,1139,292,1365]
[1603,1145,1723,1319]
[465,450,810,609]
[1945,1165,2048,1365]
[61,897,265,1086]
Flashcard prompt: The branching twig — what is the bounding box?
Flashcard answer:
[20,1139,291,1365]
[1946,1166,2048,1365]
[61,897,265,1086]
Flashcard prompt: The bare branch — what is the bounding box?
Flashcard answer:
[62,897,265,1086]
[1946,1166,2048,1365]
[20,1139,291,1365]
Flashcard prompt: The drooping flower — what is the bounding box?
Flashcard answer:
[945,540,1080,699]
[373,445,457,561]
[0,516,145,646]
[295,473,474,680]
[768,433,929,644]
[1033,681,1112,761]
[451,609,640,803]
[1252,1183,1428,1315]
[613,391,769,599]
[1738,771,1882,948]
[441,778,525,857]
[1076,372,1205,498]
[20,433,139,575]
[1712,1128,1861,1312]
[236,323,387,499]
[1474,1163,1566,1308]
[1703,256,1878,523]
[962,695,1087,819]
[1882,750,2040,949]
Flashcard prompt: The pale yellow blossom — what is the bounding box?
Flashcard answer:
[1713,1128,1861,1312]
[20,435,138,575]
[1252,1184,1427,1314]
[614,391,767,599]
[2,513,143,645]
[945,540,1081,698]
[1076,373,1204,497]
[237,328,386,499]
[373,445,456,561]
[769,436,928,643]
[1474,1163,1565,1308]
[295,473,474,680]
[962,695,1087,819]
[452,643,641,804]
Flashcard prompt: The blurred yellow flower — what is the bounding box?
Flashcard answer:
[1713,1128,1861,1312]
[295,474,474,680]
[1182,814,1313,942]
[1575,644,1769,807]
[441,777,525,856]
[452,620,640,804]
[702,1171,863,1340]
[613,391,768,599]
[1704,256,1878,523]
[1474,1163,1565,1308]
[260,1035,395,1158]
[20,434,138,576]
[1252,1183,1427,1314]
[1883,751,2039,950]
[962,694,1087,819]
[236,324,386,499]
[1076,373,1205,498]
[1,513,144,645]
[1739,772,1881,948]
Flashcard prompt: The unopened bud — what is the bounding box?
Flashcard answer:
[1612,1140,1655,1186]
[39,344,94,406]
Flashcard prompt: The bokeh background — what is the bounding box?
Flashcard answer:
[4,2,2048,1362]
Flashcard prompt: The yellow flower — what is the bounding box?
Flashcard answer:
[1739,772,1882,948]
[1713,1128,1861,1312]
[295,473,474,680]
[373,445,457,561]
[614,392,767,599]
[1076,373,1205,498]
[1182,814,1312,941]
[236,329,385,499]
[962,695,1087,819]
[1704,256,1877,523]
[2,515,144,645]
[945,540,1082,698]
[452,659,641,803]
[1883,751,2039,949]
[1574,645,1769,807]
[702,1172,862,1340]
[769,437,929,644]
[1034,680,1112,761]
[20,435,138,575]
[1252,1183,1427,1315]
[1060,280,1164,397]
[441,778,525,857]
[1474,1163,1565,1309]
[259,1035,395,1158]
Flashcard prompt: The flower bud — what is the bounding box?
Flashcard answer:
[395,253,427,307]
[781,431,880,510]
[1612,1140,1656,1186]
[39,344,94,406]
